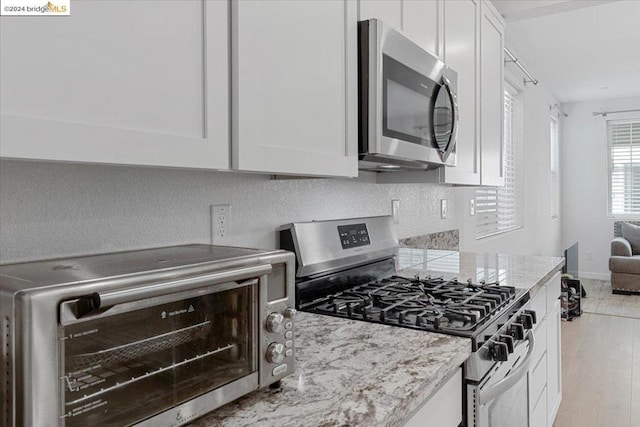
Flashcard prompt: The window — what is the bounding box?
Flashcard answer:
[476,83,524,239]
[608,119,640,217]
[550,116,560,219]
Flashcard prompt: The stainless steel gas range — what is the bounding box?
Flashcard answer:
[280,216,539,427]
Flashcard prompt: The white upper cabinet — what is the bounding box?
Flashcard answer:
[480,1,505,186]
[359,0,440,56]
[437,0,481,185]
[232,0,358,177]
[403,1,439,56]
[373,0,505,186]
[359,0,402,30]
[0,0,229,169]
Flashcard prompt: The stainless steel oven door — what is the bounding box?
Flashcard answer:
[467,331,536,427]
[58,277,259,426]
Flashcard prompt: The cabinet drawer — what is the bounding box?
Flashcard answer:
[546,272,561,308]
[529,352,547,409]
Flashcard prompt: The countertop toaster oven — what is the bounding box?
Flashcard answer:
[0,244,296,426]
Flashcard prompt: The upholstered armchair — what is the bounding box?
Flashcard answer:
[609,221,640,293]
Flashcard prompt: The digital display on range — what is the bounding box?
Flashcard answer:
[338,223,370,249]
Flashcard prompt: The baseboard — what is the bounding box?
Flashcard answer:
[576,272,610,281]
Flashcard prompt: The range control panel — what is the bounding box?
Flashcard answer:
[337,223,370,249]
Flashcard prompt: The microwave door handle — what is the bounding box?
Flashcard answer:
[69,264,272,319]
[477,330,536,406]
[440,74,459,159]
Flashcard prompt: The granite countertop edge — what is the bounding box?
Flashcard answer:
[190,313,471,427]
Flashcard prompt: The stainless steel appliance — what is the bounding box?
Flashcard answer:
[359,19,459,171]
[280,216,538,427]
[0,244,296,427]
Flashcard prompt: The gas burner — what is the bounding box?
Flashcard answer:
[309,274,519,335]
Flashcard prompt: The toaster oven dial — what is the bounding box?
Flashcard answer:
[266,343,285,363]
[283,307,297,318]
[266,313,285,333]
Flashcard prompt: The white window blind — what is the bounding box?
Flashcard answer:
[609,120,640,217]
[476,84,524,239]
[550,116,560,219]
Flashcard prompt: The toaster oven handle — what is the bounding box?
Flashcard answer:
[477,330,536,405]
[70,264,272,319]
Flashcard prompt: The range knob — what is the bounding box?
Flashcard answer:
[490,341,509,362]
[524,309,537,325]
[519,313,534,330]
[283,307,297,319]
[266,313,285,333]
[510,323,525,340]
[499,334,515,353]
[266,343,285,363]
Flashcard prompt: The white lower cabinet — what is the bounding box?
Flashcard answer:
[531,387,548,427]
[547,299,562,424]
[403,368,462,427]
[528,272,562,427]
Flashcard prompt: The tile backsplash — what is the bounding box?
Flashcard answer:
[0,160,460,263]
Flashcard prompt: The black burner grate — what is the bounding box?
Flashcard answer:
[307,275,518,336]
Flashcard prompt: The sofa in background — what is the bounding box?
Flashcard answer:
[609,221,640,294]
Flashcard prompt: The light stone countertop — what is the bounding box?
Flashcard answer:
[190,312,471,427]
[190,249,563,426]
[397,248,565,298]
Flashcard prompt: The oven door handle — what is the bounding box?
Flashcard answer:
[478,330,536,406]
[66,264,272,320]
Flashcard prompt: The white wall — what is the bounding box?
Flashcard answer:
[561,96,640,279]
[0,160,463,263]
[457,61,563,258]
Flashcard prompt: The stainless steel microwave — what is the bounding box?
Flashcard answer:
[358,19,459,171]
[0,245,296,426]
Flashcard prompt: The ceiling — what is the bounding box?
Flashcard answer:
[491,0,640,103]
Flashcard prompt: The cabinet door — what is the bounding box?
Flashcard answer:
[232,0,357,177]
[438,0,480,185]
[0,0,229,169]
[403,0,440,56]
[479,1,505,186]
[359,0,402,29]
[404,368,462,427]
[360,0,439,56]
[547,300,562,425]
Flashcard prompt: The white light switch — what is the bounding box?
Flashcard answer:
[470,198,475,216]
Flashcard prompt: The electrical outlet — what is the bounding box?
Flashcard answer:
[470,198,475,216]
[391,199,400,224]
[585,250,592,261]
[440,199,447,219]
[211,204,231,244]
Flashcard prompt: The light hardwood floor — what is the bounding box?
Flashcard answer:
[553,313,640,427]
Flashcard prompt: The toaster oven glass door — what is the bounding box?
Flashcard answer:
[58,279,257,426]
